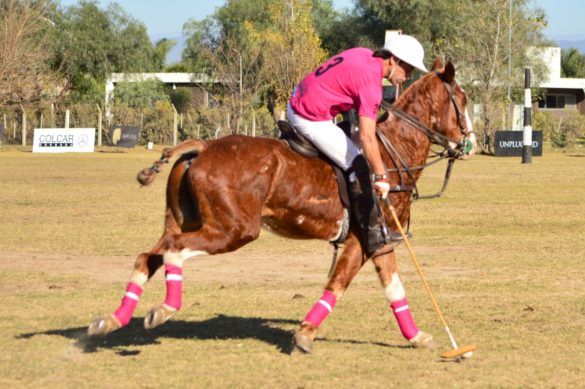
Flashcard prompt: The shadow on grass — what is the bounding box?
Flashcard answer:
[318,337,412,350]
[17,315,296,355]
[16,314,407,356]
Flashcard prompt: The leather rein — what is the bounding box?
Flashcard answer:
[376,76,473,200]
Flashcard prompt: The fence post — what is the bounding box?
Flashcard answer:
[96,104,102,147]
[171,104,178,146]
[522,67,532,164]
[2,114,6,146]
[20,105,26,146]
[65,110,70,129]
[40,113,44,129]
[252,112,256,137]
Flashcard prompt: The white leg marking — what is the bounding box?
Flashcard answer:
[163,248,209,267]
[384,272,406,302]
[130,272,148,287]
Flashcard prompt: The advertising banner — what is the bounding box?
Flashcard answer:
[494,131,543,157]
[33,128,95,153]
[110,126,140,148]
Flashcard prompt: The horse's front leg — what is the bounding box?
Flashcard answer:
[371,251,438,349]
[292,234,367,354]
[88,239,165,336]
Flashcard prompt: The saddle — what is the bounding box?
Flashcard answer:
[278,118,409,246]
[278,120,352,210]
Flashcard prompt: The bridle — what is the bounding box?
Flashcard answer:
[376,72,475,200]
[439,72,476,157]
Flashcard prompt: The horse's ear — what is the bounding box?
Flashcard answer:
[443,61,455,84]
[431,57,444,71]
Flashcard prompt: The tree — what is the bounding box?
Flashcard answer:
[194,34,265,134]
[52,1,161,105]
[112,79,169,109]
[181,18,216,72]
[181,1,272,134]
[0,0,64,105]
[348,0,463,54]
[181,0,326,129]
[153,38,177,70]
[258,0,327,118]
[561,48,585,78]
[440,0,549,154]
[350,0,549,154]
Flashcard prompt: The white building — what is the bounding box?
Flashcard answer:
[535,47,585,116]
[105,72,220,112]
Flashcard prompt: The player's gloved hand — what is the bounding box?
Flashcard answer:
[373,174,390,199]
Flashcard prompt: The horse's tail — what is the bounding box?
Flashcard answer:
[137,139,208,186]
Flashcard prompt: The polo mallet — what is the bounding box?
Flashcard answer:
[384,198,476,360]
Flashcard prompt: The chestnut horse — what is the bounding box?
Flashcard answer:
[88,59,476,354]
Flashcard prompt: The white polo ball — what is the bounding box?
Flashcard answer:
[462,351,473,359]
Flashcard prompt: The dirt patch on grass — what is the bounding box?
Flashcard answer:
[0,243,358,286]
[0,238,479,288]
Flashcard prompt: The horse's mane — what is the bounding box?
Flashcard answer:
[393,71,437,113]
[376,68,446,163]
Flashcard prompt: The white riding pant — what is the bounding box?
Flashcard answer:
[286,102,360,171]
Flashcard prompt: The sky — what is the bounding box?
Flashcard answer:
[58,0,585,41]
[58,0,354,37]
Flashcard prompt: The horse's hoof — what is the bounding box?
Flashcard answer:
[291,332,313,354]
[410,331,439,349]
[144,304,176,329]
[88,315,121,336]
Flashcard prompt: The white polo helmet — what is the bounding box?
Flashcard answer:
[383,34,428,73]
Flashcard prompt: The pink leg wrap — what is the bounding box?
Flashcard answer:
[390,298,419,340]
[113,282,143,326]
[164,264,183,310]
[304,290,337,327]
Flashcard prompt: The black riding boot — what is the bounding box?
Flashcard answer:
[347,155,389,257]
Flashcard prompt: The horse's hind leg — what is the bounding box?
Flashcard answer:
[371,251,438,349]
[293,234,368,354]
[143,206,263,330]
[88,239,165,336]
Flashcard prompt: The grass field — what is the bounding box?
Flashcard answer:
[0,144,584,388]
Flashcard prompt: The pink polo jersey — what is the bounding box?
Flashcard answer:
[290,48,384,122]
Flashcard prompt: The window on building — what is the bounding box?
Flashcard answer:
[538,93,577,109]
